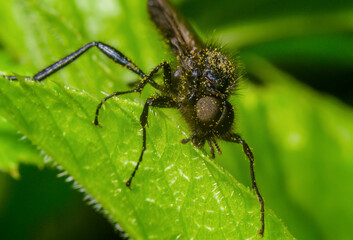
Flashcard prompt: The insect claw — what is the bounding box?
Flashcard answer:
[93,120,102,128]
[125,180,132,189]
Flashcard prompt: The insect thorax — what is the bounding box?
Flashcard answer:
[174,48,237,102]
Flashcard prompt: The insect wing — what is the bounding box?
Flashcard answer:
[148,0,203,56]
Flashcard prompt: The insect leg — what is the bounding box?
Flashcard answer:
[226,133,265,237]
[127,78,161,91]
[161,61,172,87]
[181,134,196,144]
[2,42,147,81]
[207,140,216,159]
[125,96,178,188]
[126,61,171,91]
[94,61,173,125]
[147,61,172,91]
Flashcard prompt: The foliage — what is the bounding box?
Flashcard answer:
[0,0,352,239]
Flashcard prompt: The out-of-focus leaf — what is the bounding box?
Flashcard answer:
[0,117,43,178]
[217,10,353,49]
[180,0,353,32]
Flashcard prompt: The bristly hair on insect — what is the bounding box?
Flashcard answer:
[2,0,265,236]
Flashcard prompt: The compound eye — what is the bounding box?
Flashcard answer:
[196,97,223,125]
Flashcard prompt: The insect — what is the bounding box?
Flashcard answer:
[3,0,264,236]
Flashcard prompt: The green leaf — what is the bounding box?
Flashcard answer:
[0,117,43,178]
[0,1,294,238]
[0,78,293,239]
[2,0,353,239]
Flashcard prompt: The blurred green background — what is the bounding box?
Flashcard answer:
[0,0,352,239]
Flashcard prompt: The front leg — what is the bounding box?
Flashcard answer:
[124,61,172,92]
[2,41,146,82]
[125,96,178,188]
[94,61,173,126]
